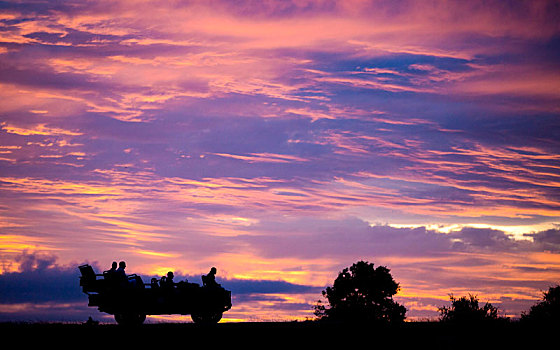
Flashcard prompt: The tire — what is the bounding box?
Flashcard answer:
[114,312,146,326]
[191,312,223,324]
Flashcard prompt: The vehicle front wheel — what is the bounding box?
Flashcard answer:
[114,312,146,326]
[191,312,222,324]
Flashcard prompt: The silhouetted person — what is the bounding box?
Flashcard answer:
[161,271,175,288]
[116,261,128,287]
[104,261,118,285]
[202,267,219,288]
[151,277,159,289]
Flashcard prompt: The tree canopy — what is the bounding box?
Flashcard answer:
[438,294,506,324]
[521,285,560,325]
[314,260,406,324]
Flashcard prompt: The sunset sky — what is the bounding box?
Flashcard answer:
[1,0,559,323]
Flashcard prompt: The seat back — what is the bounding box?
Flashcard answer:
[79,264,96,288]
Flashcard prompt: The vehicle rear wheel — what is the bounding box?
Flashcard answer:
[114,312,146,326]
[191,311,222,324]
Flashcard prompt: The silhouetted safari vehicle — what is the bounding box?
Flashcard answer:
[78,264,232,325]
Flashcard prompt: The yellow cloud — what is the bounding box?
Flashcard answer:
[1,123,82,136]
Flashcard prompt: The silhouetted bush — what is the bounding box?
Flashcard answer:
[438,294,507,324]
[314,260,406,324]
[521,285,560,325]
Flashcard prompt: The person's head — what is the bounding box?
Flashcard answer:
[210,267,217,274]
[119,261,126,268]
[167,271,174,279]
[112,261,117,269]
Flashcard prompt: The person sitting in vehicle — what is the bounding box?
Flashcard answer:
[104,261,118,285]
[115,261,128,287]
[161,271,175,288]
[202,267,220,288]
[105,261,117,275]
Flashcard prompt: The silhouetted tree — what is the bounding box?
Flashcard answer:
[314,260,406,324]
[521,285,560,325]
[438,294,506,324]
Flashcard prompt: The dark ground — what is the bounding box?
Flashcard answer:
[0,321,554,349]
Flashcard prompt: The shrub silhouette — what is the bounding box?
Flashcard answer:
[438,294,506,324]
[521,285,560,325]
[314,260,406,324]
